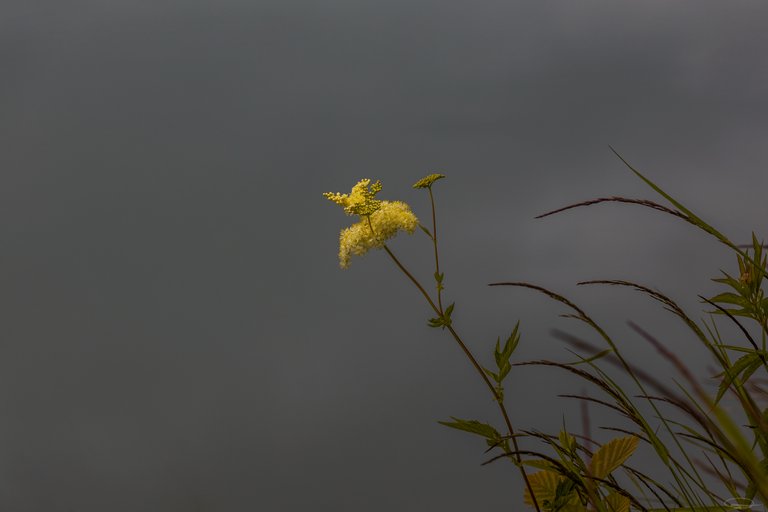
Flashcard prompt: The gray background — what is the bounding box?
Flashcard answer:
[2,0,768,510]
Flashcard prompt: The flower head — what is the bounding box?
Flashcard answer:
[413,173,445,189]
[337,201,419,268]
[324,179,419,268]
[323,178,383,216]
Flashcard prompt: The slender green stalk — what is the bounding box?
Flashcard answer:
[380,243,542,512]
[428,187,444,313]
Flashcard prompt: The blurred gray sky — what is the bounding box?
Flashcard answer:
[2,1,768,510]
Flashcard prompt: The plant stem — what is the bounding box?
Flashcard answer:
[381,243,542,512]
[383,245,441,314]
[428,187,444,313]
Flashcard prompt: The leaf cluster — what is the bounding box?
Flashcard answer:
[710,233,768,326]
[428,302,454,329]
[483,321,521,401]
[522,432,638,512]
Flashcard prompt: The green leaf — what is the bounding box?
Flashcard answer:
[493,337,502,365]
[720,345,768,354]
[427,316,444,328]
[521,459,558,471]
[523,471,584,511]
[419,224,433,239]
[603,492,630,512]
[505,322,521,357]
[567,348,612,366]
[716,352,764,404]
[745,456,768,500]
[587,435,639,479]
[433,272,445,292]
[559,430,577,455]
[498,361,512,381]
[612,147,733,248]
[491,322,520,385]
[428,304,455,329]
[552,479,579,511]
[523,470,560,508]
[709,292,750,307]
[437,417,501,442]
[727,309,756,318]
[442,303,455,327]
[741,358,763,385]
[483,367,500,383]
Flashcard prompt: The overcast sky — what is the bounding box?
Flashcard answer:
[2,1,768,510]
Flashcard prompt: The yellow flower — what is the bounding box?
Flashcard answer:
[337,201,419,268]
[323,178,383,216]
[325,179,419,268]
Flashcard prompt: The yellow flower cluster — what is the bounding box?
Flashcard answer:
[325,179,419,268]
[323,178,383,216]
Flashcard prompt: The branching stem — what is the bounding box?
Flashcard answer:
[381,243,541,512]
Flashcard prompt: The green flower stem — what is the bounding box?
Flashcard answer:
[381,243,542,512]
[428,187,444,313]
[382,244,441,314]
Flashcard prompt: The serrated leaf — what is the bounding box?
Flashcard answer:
[552,479,579,510]
[438,417,501,442]
[603,492,630,512]
[523,471,583,510]
[587,435,639,479]
[523,470,561,508]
